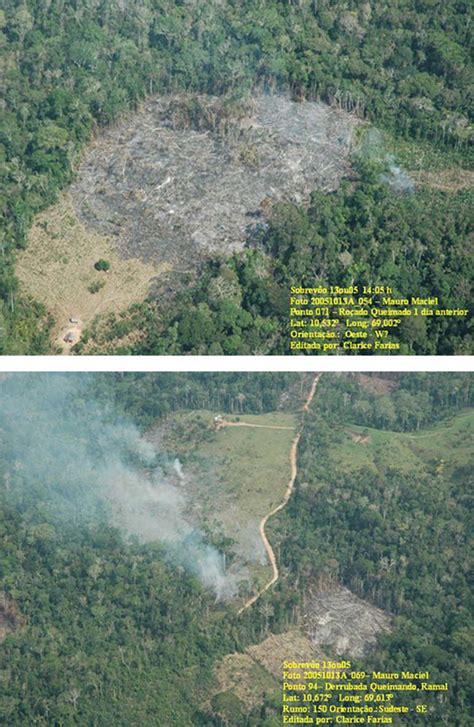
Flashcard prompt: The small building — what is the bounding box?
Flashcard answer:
[69,317,79,324]
[64,331,76,344]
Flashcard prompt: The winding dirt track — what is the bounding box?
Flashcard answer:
[238,373,321,614]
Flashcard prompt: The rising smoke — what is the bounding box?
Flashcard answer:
[358,128,415,193]
[0,374,239,600]
[380,154,415,193]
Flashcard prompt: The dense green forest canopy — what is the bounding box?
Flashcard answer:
[267,372,474,725]
[91,371,304,426]
[1,0,473,352]
[1,373,473,724]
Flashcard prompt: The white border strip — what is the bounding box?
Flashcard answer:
[1,355,472,372]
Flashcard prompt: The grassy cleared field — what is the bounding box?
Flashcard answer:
[156,409,297,588]
[326,408,474,476]
[16,193,163,353]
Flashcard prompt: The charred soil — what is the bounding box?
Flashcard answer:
[72,93,357,291]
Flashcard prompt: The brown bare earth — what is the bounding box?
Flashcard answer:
[210,652,278,709]
[211,579,393,711]
[0,592,25,643]
[220,421,294,431]
[16,193,162,353]
[411,168,474,192]
[206,370,392,715]
[353,373,399,395]
[210,583,392,711]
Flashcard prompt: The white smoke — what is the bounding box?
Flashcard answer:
[357,128,415,193]
[380,154,415,193]
[173,457,184,479]
[0,374,239,600]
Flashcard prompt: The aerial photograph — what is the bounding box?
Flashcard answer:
[0,371,472,724]
[1,1,472,355]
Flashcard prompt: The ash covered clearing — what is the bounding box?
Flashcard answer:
[72,93,357,282]
[304,584,392,658]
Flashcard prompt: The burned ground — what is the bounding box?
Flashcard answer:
[72,93,357,286]
[18,93,357,347]
[353,373,399,396]
[303,584,392,658]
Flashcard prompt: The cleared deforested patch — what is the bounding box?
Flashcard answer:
[208,629,324,713]
[17,193,162,354]
[246,629,324,680]
[72,93,357,281]
[146,409,297,598]
[209,652,278,710]
[353,373,399,395]
[411,168,474,192]
[303,584,392,658]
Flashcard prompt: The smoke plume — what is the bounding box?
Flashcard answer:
[380,154,415,193]
[357,128,415,193]
[0,374,238,600]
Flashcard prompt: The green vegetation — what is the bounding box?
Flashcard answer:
[331,408,474,475]
[94,259,111,272]
[88,279,105,294]
[0,373,472,725]
[271,373,474,725]
[0,515,229,725]
[1,0,472,353]
[314,371,474,432]
[195,413,295,516]
[91,372,305,428]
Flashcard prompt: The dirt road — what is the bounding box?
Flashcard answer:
[222,422,294,431]
[238,374,321,614]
